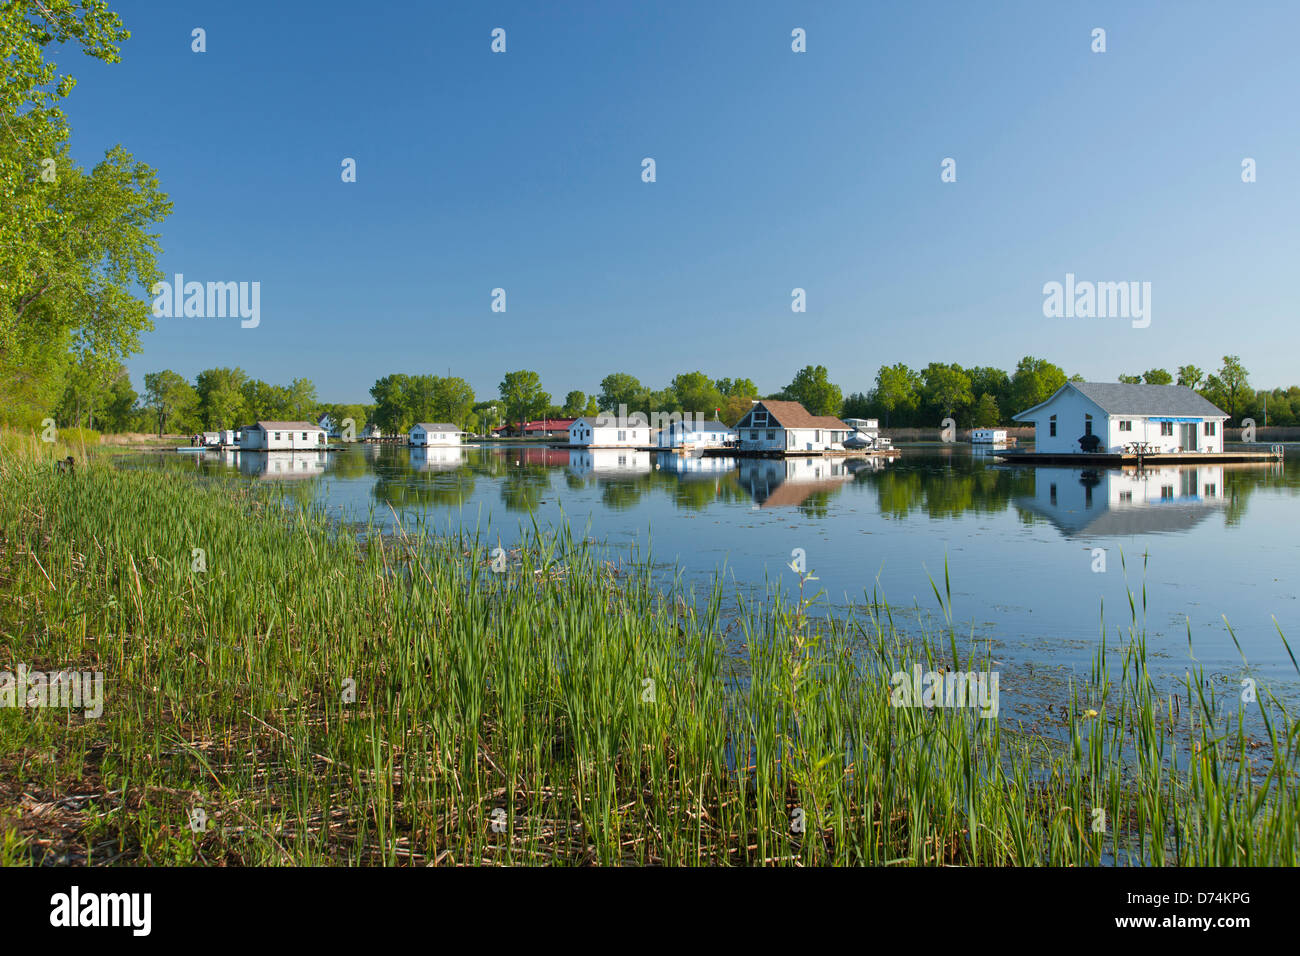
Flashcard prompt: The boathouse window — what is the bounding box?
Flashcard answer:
[766,430,775,441]
[1119,420,1132,432]
[815,430,821,443]
[301,432,307,440]
[1119,491,1132,503]
[1049,415,1056,437]
[1084,415,1093,436]
[1160,422,1173,436]
[617,430,627,441]
[1204,421,1216,436]
[753,411,768,426]
[274,432,281,441]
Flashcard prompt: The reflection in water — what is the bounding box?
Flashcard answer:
[237,450,329,480]
[1017,465,1230,536]
[143,444,1296,534]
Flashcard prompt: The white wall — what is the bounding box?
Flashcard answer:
[736,426,846,452]
[568,421,647,447]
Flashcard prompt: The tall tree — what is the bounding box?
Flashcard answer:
[143,370,197,436]
[2,2,171,427]
[872,363,923,427]
[1203,355,1250,423]
[499,370,550,431]
[1177,365,1204,389]
[672,371,724,417]
[782,365,843,416]
[921,363,974,422]
[1142,368,1173,385]
[195,367,248,429]
[597,372,644,412]
[562,390,588,417]
[1009,356,1067,413]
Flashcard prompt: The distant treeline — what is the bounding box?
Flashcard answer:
[41,354,1289,437]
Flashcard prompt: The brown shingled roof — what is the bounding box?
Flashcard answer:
[753,400,849,431]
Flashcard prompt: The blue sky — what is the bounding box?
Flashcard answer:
[62,1,1300,404]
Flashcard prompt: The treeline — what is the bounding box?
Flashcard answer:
[48,354,1288,437]
[846,355,1275,428]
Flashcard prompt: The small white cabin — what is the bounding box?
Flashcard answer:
[409,422,462,447]
[238,421,327,451]
[656,417,736,449]
[971,428,1008,444]
[568,414,649,448]
[734,400,852,453]
[1013,383,1228,454]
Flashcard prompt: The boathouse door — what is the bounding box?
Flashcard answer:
[1180,423,1198,451]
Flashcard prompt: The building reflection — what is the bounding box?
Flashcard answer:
[1016,465,1230,536]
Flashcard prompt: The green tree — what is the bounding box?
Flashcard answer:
[287,378,319,420]
[2,3,171,427]
[1008,356,1067,413]
[597,372,645,412]
[921,363,974,422]
[143,370,197,436]
[562,390,588,417]
[1177,365,1204,389]
[431,376,475,426]
[672,371,724,417]
[971,393,1000,426]
[499,370,550,430]
[1142,368,1173,385]
[195,367,249,429]
[1202,355,1250,423]
[872,363,923,427]
[1117,374,1143,384]
[782,365,843,416]
[369,374,413,432]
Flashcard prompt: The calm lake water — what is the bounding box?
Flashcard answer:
[143,443,1300,706]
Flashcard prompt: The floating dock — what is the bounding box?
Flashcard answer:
[995,447,1284,466]
[702,447,901,460]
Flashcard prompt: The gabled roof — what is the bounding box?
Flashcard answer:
[748,400,849,430]
[1014,383,1227,421]
[412,422,460,431]
[250,421,323,431]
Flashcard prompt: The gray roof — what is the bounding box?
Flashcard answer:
[412,423,460,431]
[665,419,731,431]
[1020,383,1227,419]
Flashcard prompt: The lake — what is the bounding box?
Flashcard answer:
[141,442,1300,707]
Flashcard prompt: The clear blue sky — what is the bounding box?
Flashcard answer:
[62,0,1300,404]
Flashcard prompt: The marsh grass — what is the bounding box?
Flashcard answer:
[0,434,1295,865]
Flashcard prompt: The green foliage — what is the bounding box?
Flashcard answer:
[781,365,842,417]
[1,2,170,427]
[499,369,549,428]
[597,372,644,412]
[143,370,197,436]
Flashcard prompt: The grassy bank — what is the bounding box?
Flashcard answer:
[0,437,1295,865]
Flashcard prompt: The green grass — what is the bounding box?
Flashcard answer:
[0,435,1295,865]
